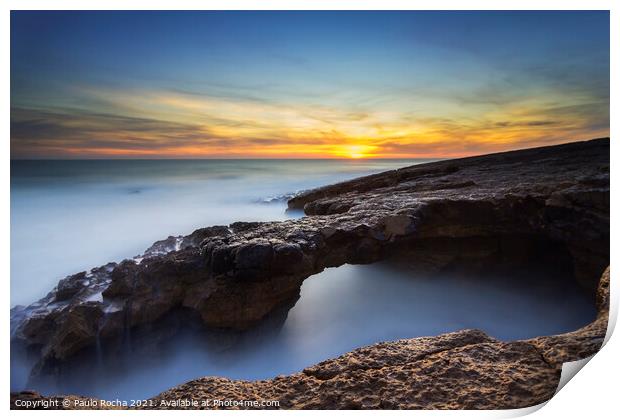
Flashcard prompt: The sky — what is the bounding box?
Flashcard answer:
[10,11,610,159]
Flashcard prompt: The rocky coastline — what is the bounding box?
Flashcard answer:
[10,138,610,409]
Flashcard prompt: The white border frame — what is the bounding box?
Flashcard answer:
[2,2,617,419]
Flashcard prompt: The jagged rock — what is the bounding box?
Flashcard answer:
[134,264,609,410]
[11,265,610,410]
[526,267,610,365]
[54,272,88,302]
[145,331,560,409]
[10,138,609,407]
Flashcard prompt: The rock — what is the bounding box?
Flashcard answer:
[145,266,612,409]
[383,214,415,237]
[35,303,104,373]
[596,266,610,314]
[526,266,610,365]
[10,138,609,406]
[272,243,304,274]
[235,241,273,271]
[54,272,88,302]
[144,335,558,409]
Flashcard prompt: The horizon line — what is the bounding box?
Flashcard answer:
[9,157,445,161]
[9,137,609,162]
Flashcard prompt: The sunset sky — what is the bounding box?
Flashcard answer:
[11,11,609,159]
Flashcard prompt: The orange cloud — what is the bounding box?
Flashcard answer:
[11,86,609,159]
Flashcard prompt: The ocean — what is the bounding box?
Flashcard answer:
[10,158,596,399]
[10,158,426,306]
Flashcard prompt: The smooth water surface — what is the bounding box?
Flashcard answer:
[19,263,595,400]
[11,159,595,401]
[11,159,425,305]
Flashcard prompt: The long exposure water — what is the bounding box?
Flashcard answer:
[11,159,424,305]
[10,159,595,401]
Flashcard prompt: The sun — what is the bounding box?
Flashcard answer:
[329,144,376,159]
[346,145,371,159]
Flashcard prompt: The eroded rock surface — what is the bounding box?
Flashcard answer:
[143,267,609,410]
[13,266,608,410]
[10,138,610,408]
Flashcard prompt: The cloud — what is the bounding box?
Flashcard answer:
[10,78,609,159]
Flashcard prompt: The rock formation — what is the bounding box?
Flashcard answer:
[145,268,609,409]
[10,138,610,409]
